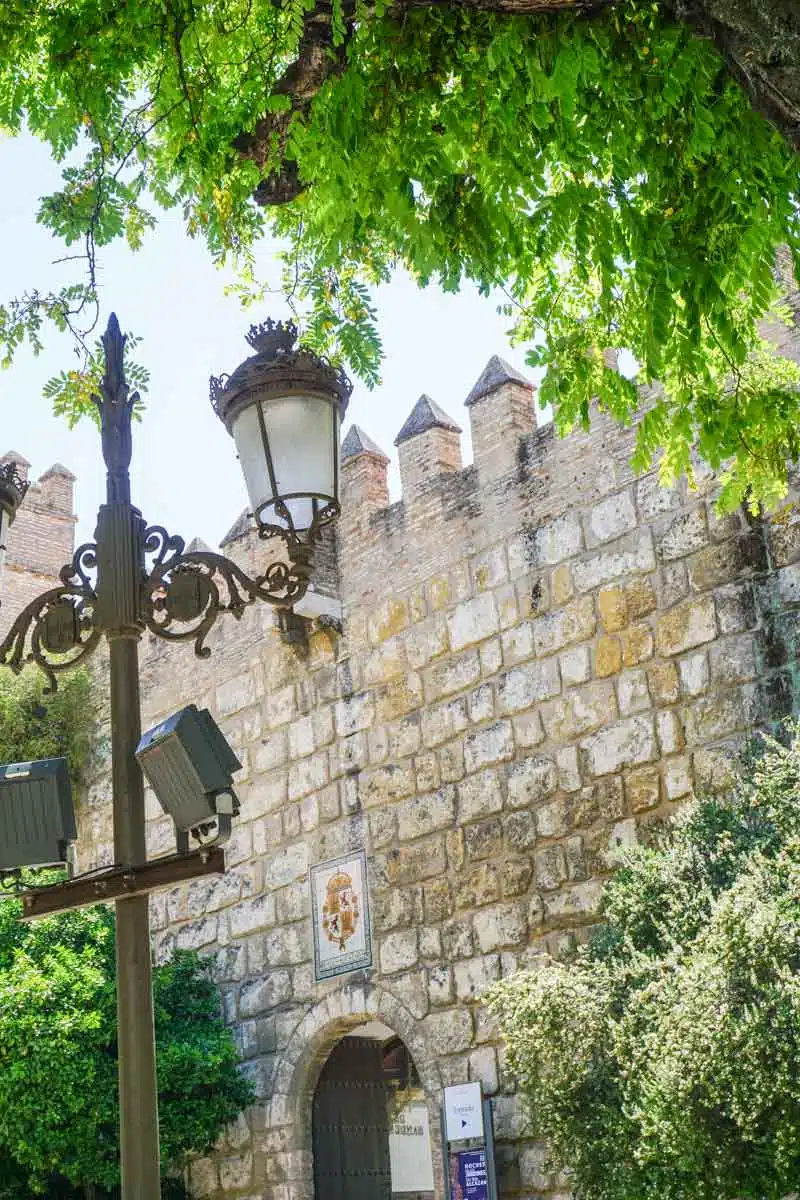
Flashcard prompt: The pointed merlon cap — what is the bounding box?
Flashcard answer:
[341,424,390,463]
[465,355,533,407]
[40,462,76,482]
[187,536,213,553]
[394,395,462,446]
[220,507,253,547]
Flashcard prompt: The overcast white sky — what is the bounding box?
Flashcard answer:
[0,133,543,549]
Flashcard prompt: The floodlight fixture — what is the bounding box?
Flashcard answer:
[0,757,75,872]
[136,705,242,850]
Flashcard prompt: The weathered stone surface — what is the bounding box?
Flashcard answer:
[581,715,657,777]
[380,930,419,974]
[587,490,637,545]
[498,658,561,713]
[473,902,527,952]
[656,597,717,657]
[454,954,501,1000]
[423,1008,474,1054]
[534,845,568,891]
[527,513,583,566]
[464,721,515,772]
[447,593,499,651]
[560,644,590,686]
[457,768,505,822]
[239,972,292,1016]
[398,786,456,840]
[532,596,596,657]
[506,756,557,810]
[573,532,656,592]
[540,680,617,742]
[658,507,708,561]
[595,635,622,677]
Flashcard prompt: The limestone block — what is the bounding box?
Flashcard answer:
[460,863,502,909]
[709,634,758,685]
[535,796,570,840]
[664,755,693,799]
[266,842,310,890]
[556,745,582,792]
[472,545,509,592]
[636,473,681,519]
[176,916,218,951]
[389,715,422,758]
[457,768,504,822]
[534,845,568,891]
[287,753,328,803]
[513,710,545,748]
[626,767,661,812]
[468,683,495,725]
[419,925,441,959]
[414,751,440,793]
[608,818,638,852]
[498,658,561,714]
[598,585,627,633]
[504,810,537,853]
[380,930,419,974]
[405,614,449,670]
[375,672,424,723]
[480,637,503,677]
[647,661,680,706]
[520,1143,555,1191]
[454,954,501,1001]
[363,639,408,687]
[368,596,409,643]
[715,582,757,634]
[385,835,447,885]
[464,720,514,773]
[525,513,583,567]
[447,828,466,870]
[595,635,622,677]
[586,490,637,546]
[618,668,651,716]
[464,818,503,860]
[187,1158,219,1198]
[447,592,499,651]
[239,972,293,1016]
[473,903,527,952]
[429,965,454,1006]
[625,576,657,620]
[679,651,710,696]
[657,506,708,561]
[469,1046,499,1095]
[442,917,474,960]
[334,692,375,737]
[440,739,466,782]
[216,670,257,717]
[288,715,315,760]
[544,880,605,924]
[581,714,657,777]
[275,882,311,924]
[264,683,296,728]
[573,532,656,592]
[318,784,340,824]
[656,597,717,657]
[684,687,754,744]
[540,680,617,742]
[501,620,535,666]
[299,795,319,833]
[502,857,533,897]
[373,888,416,933]
[220,1151,253,1191]
[551,563,574,606]
[495,582,519,629]
[360,763,416,807]
[398,785,456,840]
[560,644,590,686]
[620,622,654,667]
[565,835,586,881]
[532,595,596,657]
[424,879,452,922]
[230,895,278,939]
[506,755,557,810]
[389,968,430,1019]
[247,775,286,820]
[656,709,684,756]
[426,650,482,702]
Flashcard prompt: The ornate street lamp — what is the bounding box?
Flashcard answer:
[0,314,351,1200]
[0,460,30,558]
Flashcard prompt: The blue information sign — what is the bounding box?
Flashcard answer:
[449,1148,489,1200]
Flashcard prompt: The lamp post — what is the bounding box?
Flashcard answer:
[0,459,30,561]
[0,314,350,1199]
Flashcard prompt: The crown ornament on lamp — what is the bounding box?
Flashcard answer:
[210,319,352,545]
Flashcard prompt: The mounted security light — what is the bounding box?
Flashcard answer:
[0,758,75,872]
[136,705,242,850]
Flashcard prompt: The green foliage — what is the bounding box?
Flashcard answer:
[0,666,96,789]
[488,727,800,1200]
[0,904,253,1197]
[0,0,799,505]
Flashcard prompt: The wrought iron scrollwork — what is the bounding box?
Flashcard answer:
[143,525,310,658]
[0,541,101,693]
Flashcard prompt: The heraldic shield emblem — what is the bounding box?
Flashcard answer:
[311,850,372,980]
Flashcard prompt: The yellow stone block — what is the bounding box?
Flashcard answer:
[428,575,450,612]
[595,635,622,677]
[625,577,657,620]
[626,768,661,812]
[621,622,654,666]
[551,563,573,607]
[647,661,680,706]
[598,585,627,633]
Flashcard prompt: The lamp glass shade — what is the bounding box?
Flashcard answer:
[232,392,338,533]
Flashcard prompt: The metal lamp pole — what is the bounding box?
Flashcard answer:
[0,314,350,1199]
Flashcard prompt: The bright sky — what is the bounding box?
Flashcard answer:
[0,133,542,550]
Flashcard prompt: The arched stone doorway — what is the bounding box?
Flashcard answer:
[312,1021,437,1200]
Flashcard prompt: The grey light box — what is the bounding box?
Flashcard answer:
[136,705,242,834]
[0,758,75,871]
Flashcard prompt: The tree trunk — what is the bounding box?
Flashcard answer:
[235,0,798,208]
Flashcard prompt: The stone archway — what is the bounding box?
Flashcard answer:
[255,981,445,1199]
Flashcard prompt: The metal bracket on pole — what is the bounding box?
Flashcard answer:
[20,847,225,919]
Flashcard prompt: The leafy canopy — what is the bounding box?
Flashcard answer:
[1,0,799,505]
[0,903,254,1196]
[0,666,96,789]
[488,728,800,1200]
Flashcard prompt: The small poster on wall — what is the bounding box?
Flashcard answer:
[310,849,372,980]
[448,1149,490,1200]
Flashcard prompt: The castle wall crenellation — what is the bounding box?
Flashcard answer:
[3,346,800,1199]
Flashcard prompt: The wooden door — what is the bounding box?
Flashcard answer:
[312,1036,392,1200]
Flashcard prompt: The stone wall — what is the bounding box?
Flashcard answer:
[0,451,76,632]
[76,355,800,1200]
